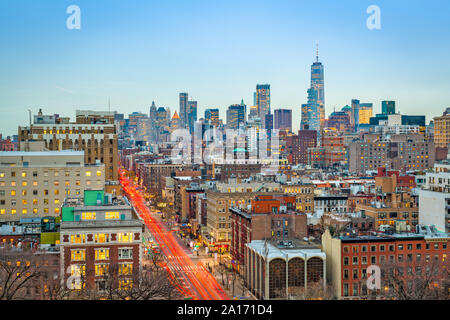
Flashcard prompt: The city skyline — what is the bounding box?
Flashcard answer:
[1,0,450,136]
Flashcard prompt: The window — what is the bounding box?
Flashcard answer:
[343,257,349,266]
[118,233,133,243]
[70,234,86,244]
[343,283,349,297]
[343,246,349,253]
[96,171,102,177]
[370,245,376,252]
[416,254,422,262]
[22,181,27,187]
[407,254,413,262]
[352,246,358,253]
[407,244,413,250]
[71,249,85,261]
[11,190,16,196]
[434,243,439,249]
[416,244,422,250]
[119,279,132,290]
[371,256,377,264]
[86,171,92,177]
[21,172,27,177]
[81,212,96,220]
[380,245,385,252]
[94,233,109,243]
[54,189,59,195]
[389,245,395,252]
[361,245,367,253]
[352,283,359,296]
[398,244,404,250]
[95,264,109,276]
[70,264,86,277]
[105,211,120,220]
[361,256,368,265]
[95,248,110,260]
[352,257,358,265]
[118,248,133,259]
[343,269,349,280]
[119,263,133,275]
[353,269,358,280]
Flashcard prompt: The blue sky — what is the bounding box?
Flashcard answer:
[0,0,449,135]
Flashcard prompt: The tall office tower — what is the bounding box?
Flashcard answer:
[149,101,158,142]
[205,108,219,127]
[249,105,258,119]
[253,92,257,106]
[274,109,292,131]
[382,101,396,115]
[302,47,324,132]
[256,84,270,128]
[179,92,188,128]
[187,100,198,134]
[226,104,246,130]
[351,99,360,131]
[359,103,373,125]
[265,113,273,136]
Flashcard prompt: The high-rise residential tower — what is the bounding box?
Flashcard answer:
[382,101,396,115]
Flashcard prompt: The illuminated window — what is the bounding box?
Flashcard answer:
[22,199,27,205]
[22,190,27,196]
[33,209,38,214]
[44,199,48,205]
[11,209,16,214]
[94,233,109,243]
[54,181,59,186]
[95,264,109,276]
[54,189,59,195]
[11,181,16,186]
[0,173,4,178]
[44,208,48,214]
[86,180,91,186]
[71,249,85,261]
[70,234,86,244]
[119,263,133,275]
[11,190,16,196]
[22,181,27,186]
[54,199,60,204]
[0,209,5,215]
[96,171,102,177]
[70,264,86,277]
[95,248,110,260]
[65,181,70,187]
[118,233,133,243]
[33,199,38,205]
[105,211,120,220]
[54,208,60,214]
[119,279,132,290]
[21,172,26,177]
[86,171,91,177]
[82,212,96,220]
[33,181,38,186]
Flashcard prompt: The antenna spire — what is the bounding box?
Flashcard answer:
[316,42,319,62]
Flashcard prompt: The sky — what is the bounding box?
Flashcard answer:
[0,0,449,136]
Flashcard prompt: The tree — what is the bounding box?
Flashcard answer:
[0,246,42,300]
[378,257,450,300]
[289,280,336,300]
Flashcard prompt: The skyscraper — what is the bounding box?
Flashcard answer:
[179,92,188,128]
[382,101,396,115]
[205,108,219,127]
[301,46,324,132]
[274,109,292,131]
[350,99,360,131]
[256,84,270,128]
[226,103,246,130]
[358,103,373,125]
[187,100,197,134]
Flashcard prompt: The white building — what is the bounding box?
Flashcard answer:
[418,161,450,232]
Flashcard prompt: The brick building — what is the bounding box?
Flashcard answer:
[230,195,308,271]
[322,226,450,299]
[60,190,143,291]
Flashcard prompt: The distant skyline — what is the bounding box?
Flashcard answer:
[1,0,450,136]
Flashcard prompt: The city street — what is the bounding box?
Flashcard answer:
[119,168,229,300]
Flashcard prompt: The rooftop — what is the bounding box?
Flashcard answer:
[246,240,324,260]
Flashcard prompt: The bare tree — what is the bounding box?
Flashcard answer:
[0,246,42,300]
[378,257,450,300]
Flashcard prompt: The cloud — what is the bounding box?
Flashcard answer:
[55,86,75,94]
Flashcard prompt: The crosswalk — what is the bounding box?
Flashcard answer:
[168,265,205,272]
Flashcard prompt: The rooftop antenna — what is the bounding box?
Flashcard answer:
[316,42,319,62]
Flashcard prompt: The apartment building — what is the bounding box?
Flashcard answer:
[282,183,315,213]
[433,107,450,148]
[0,151,105,222]
[18,122,118,181]
[205,181,282,251]
[230,195,307,271]
[419,161,450,232]
[349,133,435,174]
[60,190,143,291]
[322,226,450,299]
